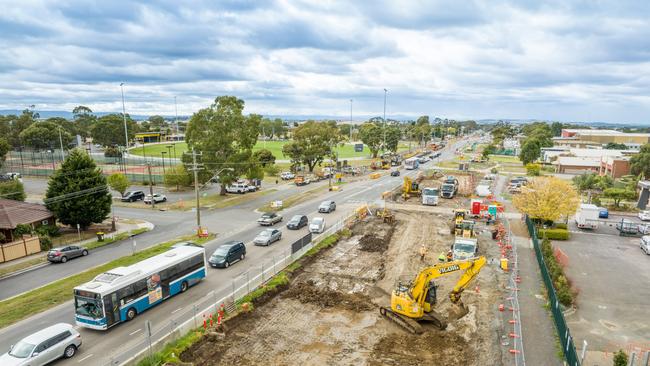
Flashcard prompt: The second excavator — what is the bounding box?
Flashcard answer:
[380,256,486,334]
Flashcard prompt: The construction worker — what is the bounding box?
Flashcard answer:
[446,250,453,262]
[419,244,427,262]
[437,252,446,262]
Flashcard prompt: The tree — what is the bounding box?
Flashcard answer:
[338,124,352,139]
[519,138,542,165]
[490,121,516,147]
[72,106,96,137]
[45,149,111,229]
[8,110,37,147]
[525,163,541,176]
[550,122,563,137]
[603,188,636,207]
[0,138,10,170]
[384,124,401,152]
[184,96,261,195]
[104,146,123,158]
[513,177,580,222]
[107,173,129,197]
[164,164,191,191]
[0,179,26,201]
[482,144,497,159]
[414,116,432,145]
[19,121,73,150]
[613,349,628,366]
[90,114,139,147]
[358,122,383,158]
[630,143,650,179]
[605,142,627,150]
[147,115,167,131]
[253,149,276,167]
[282,120,341,172]
[572,173,613,192]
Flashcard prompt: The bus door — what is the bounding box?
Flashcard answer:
[103,292,121,327]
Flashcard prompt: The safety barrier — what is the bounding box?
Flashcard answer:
[525,216,581,366]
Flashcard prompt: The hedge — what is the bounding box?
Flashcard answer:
[541,238,574,306]
[554,223,568,230]
[538,228,570,240]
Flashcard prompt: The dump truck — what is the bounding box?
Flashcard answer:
[421,187,439,206]
[440,176,458,199]
[452,237,479,261]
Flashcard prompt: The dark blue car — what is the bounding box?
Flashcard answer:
[598,207,609,219]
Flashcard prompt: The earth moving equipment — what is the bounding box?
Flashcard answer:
[455,219,476,238]
[376,191,395,224]
[380,256,487,334]
[452,209,469,231]
[402,176,420,200]
[371,158,391,170]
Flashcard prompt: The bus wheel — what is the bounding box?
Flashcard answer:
[181,281,188,293]
[126,307,137,321]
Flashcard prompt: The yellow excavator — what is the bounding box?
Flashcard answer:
[380,256,486,334]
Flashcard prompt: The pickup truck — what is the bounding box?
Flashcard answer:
[294,175,311,186]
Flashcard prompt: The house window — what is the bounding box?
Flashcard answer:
[41,220,49,225]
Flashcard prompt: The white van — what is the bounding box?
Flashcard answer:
[641,236,650,255]
[226,183,248,194]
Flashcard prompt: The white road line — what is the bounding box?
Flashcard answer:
[77,354,93,363]
[129,328,142,336]
[172,307,183,314]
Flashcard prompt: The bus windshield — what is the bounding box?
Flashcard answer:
[75,296,104,319]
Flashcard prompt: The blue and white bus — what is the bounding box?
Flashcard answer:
[404,157,419,170]
[73,245,206,330]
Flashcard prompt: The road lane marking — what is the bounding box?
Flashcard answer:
[172,307,183,314]
[78,354,93,363]
[129,328,142,336]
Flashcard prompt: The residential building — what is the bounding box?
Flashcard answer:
[0,199,55,242]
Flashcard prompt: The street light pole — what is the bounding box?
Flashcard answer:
[120,83,129,150]
[174,96,178,136]
[383,88,388,153]
[58,127,65,162]
[350,99,353,142]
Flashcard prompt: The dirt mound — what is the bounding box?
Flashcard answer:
[284,281,373,312]
[370,331,476,365]
[359,223,395,252]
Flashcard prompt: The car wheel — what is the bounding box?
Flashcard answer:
[241,253,245,260]
[126,307,137,321]
[225,261,230,268]
[61,256,68,263]
[64,345,77,358]
[181,281,188,292]
[163,197,167,202]
[82,250,88,256]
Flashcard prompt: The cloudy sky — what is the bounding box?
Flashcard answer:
[1,0,649,123]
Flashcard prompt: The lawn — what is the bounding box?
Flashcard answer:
[129,141,411,160]
[487,154,521,164]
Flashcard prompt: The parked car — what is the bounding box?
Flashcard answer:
[390,169,400,177]
[47,246,88,263]
[286,215,308,230]
[144,193,167,204]
[641,236,650,255]
[257,212,283,226]
[121,190,145,202]
[309,217,325,233]
[598,207,609,219]
[280,172,295,180]
[639,211,650,221]
[225,183,248,194]
[0,323,82,365]
[318,200,336,213]
[246,185,259,192]
[254,229,282,246]
[208,241,246,268]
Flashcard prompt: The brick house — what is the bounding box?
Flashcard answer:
[0,199,55,242]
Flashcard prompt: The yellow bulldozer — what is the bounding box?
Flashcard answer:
[380,256,486,334]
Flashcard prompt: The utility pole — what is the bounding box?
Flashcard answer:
[187,148,203,235]
[350,99,353,142]
[174,96,179,136]
[120,83,129,149]
[383,89,387,153]
[146,162,155,209]
[58,127,65,162]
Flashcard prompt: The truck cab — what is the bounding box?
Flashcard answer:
[421,187,439,206]
[452,237,479,261]
[441,183,456,198]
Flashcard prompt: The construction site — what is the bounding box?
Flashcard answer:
[180,176,514,365]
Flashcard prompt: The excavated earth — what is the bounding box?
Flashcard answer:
[180,210,508,366]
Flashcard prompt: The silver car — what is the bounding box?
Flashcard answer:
[254,229,282,246]
[318,200,336,213]
[0,323,81,365]
[309,217,325,233]
[47,246,88,263]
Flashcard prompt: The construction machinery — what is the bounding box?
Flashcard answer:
[376,191,395,223]
[380,256,487,334]
[371,158,391,170]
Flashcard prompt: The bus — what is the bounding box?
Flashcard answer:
[404,157,419,170]
[73,245,206,330]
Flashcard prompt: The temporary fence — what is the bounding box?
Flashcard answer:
[101,210,359,366]
[525,216,581,366]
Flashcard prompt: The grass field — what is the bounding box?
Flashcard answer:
[129,141,411,160]
[488,154,521,163]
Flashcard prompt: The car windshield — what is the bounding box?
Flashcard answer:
[9,340,35,358]
[212,247,230,257]
[423,188,439,195]
[290,215,302,222]
[258,231,271,237]
[312,218,323,225]
[75,296,104,319]
[455,243,476,253]
[262,214,274,218]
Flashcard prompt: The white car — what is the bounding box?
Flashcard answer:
[0,323,82,365]
[309,217,325,233]
[280,172,295,180]
[144,193,167,204]
[638,211,650,221]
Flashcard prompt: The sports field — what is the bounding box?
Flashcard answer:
[129,140,411,159]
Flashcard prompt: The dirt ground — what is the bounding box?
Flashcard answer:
[181,210,508,366]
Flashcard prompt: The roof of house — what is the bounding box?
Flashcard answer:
[554,156,601,167]
[0,199,54,229]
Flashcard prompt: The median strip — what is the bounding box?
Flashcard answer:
[0,233,215,329]
[169,189,277,211]
[258,185,330,213]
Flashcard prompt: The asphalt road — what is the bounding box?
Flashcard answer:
[0,137,476,365]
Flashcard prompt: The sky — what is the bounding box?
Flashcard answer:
[0,0,649,123]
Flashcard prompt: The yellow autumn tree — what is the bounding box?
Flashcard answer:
[513,177,579,222]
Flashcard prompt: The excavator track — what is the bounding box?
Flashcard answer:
[379,307,423,334]
[422,310,448,330]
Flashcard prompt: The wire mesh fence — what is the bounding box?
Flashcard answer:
[101,210,358,366]
[501,215,525,366]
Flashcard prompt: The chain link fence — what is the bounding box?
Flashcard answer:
[501,215,525,366]
[100,210,358,366]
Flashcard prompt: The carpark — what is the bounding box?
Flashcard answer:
[555,219,650,363]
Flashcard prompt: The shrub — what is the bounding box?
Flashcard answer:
[264,164,280,177]
[554,223,568,230]
[538,228,570,240]
[490,167,498,174]
[525,163,541,176]
[613,349,628,366]
[39,235,52,251]
[0,232,5,242]
[35,224,60,238]
[14,224,33,237]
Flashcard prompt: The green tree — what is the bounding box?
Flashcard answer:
[0,179,26,201]
[550,122,563,137]
[358,122,383,158]
[0,138,10,169]
[630,143,650,178]
[107,173,130,197]
[525,163,541,176]
[253,149,276,167]
[384,124,401,152]
[184,96,261,195]
[45,149,111,229]
[72,106,96,137]
[147,115,167,131]
[164,164,191,190]
[414,116,432,145]
[19,121,73,150]
[519,138,542,165]
[605,142,627,150]
[603,188,636,207]
[90,114,139,147]
[613,349,628,366]
[282,120,341,172]
[490,121,516,148]
[338,124,352,139]
[482,144,497,159]
[8,110,37,147]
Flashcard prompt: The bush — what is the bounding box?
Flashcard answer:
[39,236,52,251]
[554,223,568,230]
[0,179,26,201]
[525,163,541,176]
[540,237,574,306]
[490,167,498,174]
[35,224,60,238]
[613,349,628,366]
[264,164,280,177]
[14,224,33,237]
[538,228,570,240]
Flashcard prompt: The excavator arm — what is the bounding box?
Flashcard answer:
[410,257,486,307]
[449,256,486,304]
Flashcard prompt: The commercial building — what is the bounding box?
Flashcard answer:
[554,129,650,149]
[599,156,631,179]
[549,148,632,177]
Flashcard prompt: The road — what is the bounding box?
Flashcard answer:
[0,137,476,365]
